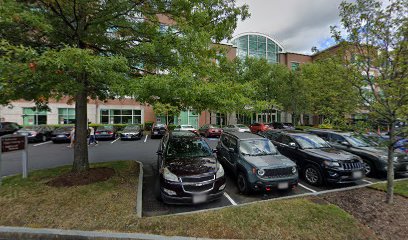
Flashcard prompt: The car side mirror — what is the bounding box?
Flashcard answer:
[289,142,298,148]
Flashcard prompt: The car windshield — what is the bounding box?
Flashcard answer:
[293,135,331,149]
[98,126,113,130]
[345,135,372,147]
[166,138,212,158]
[124,126,140,131]
[239,139,278,156]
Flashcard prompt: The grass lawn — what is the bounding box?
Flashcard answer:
[370,179,408,197]
[0,161,375,240]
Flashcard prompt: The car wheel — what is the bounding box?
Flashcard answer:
[237,172,250,194]
[303,165,323,186]
[52,140,57,144]
[42,135,47,142]
[362,160,375,177]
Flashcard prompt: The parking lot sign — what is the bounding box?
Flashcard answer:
[0,135,28,185]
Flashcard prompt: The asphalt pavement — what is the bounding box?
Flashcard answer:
[0,134,389,217]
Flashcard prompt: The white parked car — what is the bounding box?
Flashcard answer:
[174,125,198,133]
[222,124,251,133]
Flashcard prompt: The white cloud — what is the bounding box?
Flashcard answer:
[234,0,346,54]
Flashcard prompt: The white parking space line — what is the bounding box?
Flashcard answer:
[223,192,237,206]
[144,135,148,143]
[33,141,52,147]
[361,179,373,184]
[298,183,317,193]
[110,137,120,144]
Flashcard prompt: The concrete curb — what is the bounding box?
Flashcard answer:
[136,161,144,218]
[167,177,408,217]
[0,226,211,240]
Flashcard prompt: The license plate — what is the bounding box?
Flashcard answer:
[57,134,66,138]
[352,171,363,179]
[101,132,107,134]
[154,131,158,134]
[192,194,207,204]
[278,182,289,189]
[20,132,29,136]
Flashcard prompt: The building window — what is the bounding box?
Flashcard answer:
[23,108,48,125]
[58,108,76,124]
[291,62,300,71]
[231,34,283,64]
[100,109,142,124]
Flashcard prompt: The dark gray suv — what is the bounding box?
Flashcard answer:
[216,132,298,194]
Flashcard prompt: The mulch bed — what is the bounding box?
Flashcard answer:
[46,167,115,187]
[321,188,408,240]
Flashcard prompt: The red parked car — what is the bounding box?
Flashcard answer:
[198,124,223,138]
[249,123,272,133]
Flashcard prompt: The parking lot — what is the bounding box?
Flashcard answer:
[0,134,394,217]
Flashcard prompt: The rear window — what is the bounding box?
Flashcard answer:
[155,124,166,128]
[181,125,194,128]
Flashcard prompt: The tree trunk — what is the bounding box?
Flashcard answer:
[385,122,395,204]
[72,84,89,173]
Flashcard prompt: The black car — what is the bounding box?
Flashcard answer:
[269,132,365,186]
[216,132,298,194]
[15,125,53,142]
[51,126,74,143]
[151,123,167,139]
[95,125,117,140]
[156,131,226,204]
[0,122,21,136]
[309,130,408,177]
[120,125,143,140]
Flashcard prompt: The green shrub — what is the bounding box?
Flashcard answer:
[144,121,154,131]
[167,124,177,130]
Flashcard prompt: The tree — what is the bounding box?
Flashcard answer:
[299,60,359,126]
[0,0,249,173]
[332,0,408,203]
[152,102,180,125]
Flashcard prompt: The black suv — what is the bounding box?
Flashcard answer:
[156,131,226,204]
[309,130,408,177]
[0,122,21,136]
[216,132,298,194]
[269,131,365,186]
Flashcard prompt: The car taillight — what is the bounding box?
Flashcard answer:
[108,131,113,134]
[95,132,100,135]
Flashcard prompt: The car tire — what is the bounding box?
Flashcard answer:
[42,135,47,142]
[303,165,323,186]
[52,140,57,144]
[362,159,375,177]
[237,172,250,194]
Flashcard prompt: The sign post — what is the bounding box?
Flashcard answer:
[0,135,28,185]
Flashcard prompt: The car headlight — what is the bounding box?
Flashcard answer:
[257,169,265,176]
[216,163,225,178]
[292,166,297,173]
[162,167,179,182]
[323,160,340,167]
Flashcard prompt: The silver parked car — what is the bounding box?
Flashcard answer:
[222,124,250,133]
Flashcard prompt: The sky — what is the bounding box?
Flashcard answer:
[233,0,346,54]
